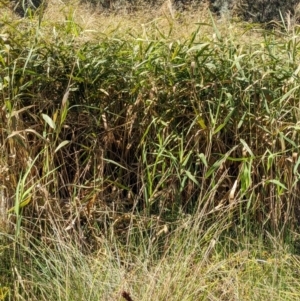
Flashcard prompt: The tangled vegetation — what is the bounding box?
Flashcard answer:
[1,1,300,300]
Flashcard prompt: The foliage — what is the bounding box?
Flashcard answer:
[1,2,300,300]
[210,0,300,23]
[10,0,300,24]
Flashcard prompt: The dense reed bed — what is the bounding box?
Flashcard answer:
[1,1,300,300]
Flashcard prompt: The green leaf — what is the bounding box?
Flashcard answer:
[209,10,221,40]
[42,114,56,129]
[294,156,300,175]
[278,85,300,105]
[103,158,128,170]
[55,140,70,153]
[184,170,200,186]
[7,195,32,213]
[266,179,287,190]
[187,43,210,53]
[240,139,254,157]
[198,153,208,167]
[205,160,223,179]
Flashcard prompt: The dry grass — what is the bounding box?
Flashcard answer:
[1,216,300,300]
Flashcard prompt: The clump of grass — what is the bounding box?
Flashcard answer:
[2,211,300,300]
[1,2,300,300]
[1,0,300,240]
